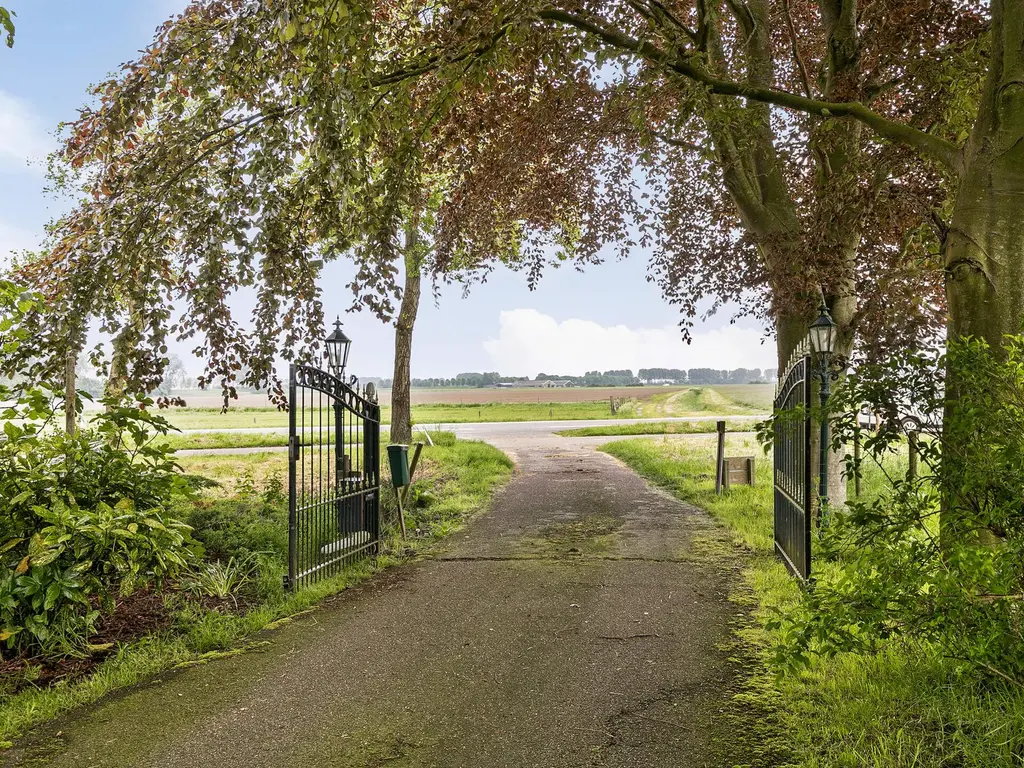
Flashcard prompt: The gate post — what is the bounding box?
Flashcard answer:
[286,363,298,591]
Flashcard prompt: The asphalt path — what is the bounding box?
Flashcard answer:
[173,415,766,456]
[9,428,764,767]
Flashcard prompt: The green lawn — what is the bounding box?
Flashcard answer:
[153,387,770,431]
[160,401,623,430]
[708,384,776,411]
[601,435,1024,767]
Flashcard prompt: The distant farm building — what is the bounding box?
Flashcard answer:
[498,379,575,388]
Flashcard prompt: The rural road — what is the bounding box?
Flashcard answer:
[174,414,765,456]
[180,414,766,435]
[8,431,767,767]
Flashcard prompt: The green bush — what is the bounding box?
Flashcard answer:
[774,336,1024,687]
[0,499,191,654]
[0,390,195,656]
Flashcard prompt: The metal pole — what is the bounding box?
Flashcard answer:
[335,393,345,536]
[818,358,831,525]
[286,364,297,591]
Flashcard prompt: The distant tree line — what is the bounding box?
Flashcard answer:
[151,363,779,393]
[360,367,778,389]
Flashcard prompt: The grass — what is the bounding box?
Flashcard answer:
[155,387,770,431]
[555,418,760,437]
[160,431,291,451]
[629,385,773,418]
[157,430,399,452]
[601,435,1024,767]
[709,384,776,411]
[159,401,624,430]
[0,434,513,746]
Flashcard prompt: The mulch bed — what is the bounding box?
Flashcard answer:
[0,589,176,697]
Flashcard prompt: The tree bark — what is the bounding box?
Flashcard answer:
[64,350,77,436]
[389,222,423,446]
[942,0,1024,542]
[946,0,1024,350]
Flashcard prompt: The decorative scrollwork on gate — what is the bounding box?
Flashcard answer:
[286,363,381,591]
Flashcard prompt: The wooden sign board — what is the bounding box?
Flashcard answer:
[723,456,755,489]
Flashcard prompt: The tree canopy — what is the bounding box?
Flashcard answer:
[7,0,1002,406]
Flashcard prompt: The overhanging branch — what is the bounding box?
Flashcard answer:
[537,8,961,171]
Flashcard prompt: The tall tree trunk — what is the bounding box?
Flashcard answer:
[64,350,77,436]
[946,0,1024,350]
[389,223,423,446]
[942,0,1024,541]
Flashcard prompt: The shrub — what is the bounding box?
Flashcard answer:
[0,390,195,656]
[0,499,191,654]
[773,337,1024,687]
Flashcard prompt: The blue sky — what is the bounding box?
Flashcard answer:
[0,1,775,380]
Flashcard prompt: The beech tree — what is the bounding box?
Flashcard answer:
[7,0,609,452]
[11,1,1000,461]
[1,7,13,48]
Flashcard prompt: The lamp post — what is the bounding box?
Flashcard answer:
[325,317,352,380]
[325,318,353,536]
[808,303,838,524]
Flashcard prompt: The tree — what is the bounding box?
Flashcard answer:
[1,7,14,48]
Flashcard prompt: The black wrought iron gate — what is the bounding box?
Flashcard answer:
[286,363,381,591]
[773,346,813,580]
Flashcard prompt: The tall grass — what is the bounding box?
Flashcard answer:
[602,435,1024,767]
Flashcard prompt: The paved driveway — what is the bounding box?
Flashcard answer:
[7,431,763,767]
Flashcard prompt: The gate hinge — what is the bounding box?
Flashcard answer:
[288,435,298,462]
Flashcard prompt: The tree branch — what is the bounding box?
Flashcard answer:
[374,26,509,87]
[782,0,814,98]
[652,130,704,152]
[537,9,961,171]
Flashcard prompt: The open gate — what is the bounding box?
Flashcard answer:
[286,363,381,591]
[773,344,813,580]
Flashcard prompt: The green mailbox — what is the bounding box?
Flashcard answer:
[387,444,410,487]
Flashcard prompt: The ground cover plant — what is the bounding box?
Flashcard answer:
[602,435,1024,765]
[0,390,194,660]
[0,423,512,745]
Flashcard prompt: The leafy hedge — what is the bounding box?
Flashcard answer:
[0,396,195,656]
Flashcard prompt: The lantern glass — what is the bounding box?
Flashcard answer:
[808,304,837,357]
[325,318,352,375]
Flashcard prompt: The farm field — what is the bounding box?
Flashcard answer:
[156,384,775,431]
[160,385,695,409]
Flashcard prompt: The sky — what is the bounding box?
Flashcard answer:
[0,1,777,381]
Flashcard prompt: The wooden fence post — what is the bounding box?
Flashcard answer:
[907,430,919,482]
[715,420,726,495]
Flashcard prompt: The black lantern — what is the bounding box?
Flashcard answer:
[325,317,351,378]
[809,302,838,525]
[808,303,837,358]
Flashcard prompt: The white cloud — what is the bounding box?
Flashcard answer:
[0,91,56,174]
[483,308,777,375]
